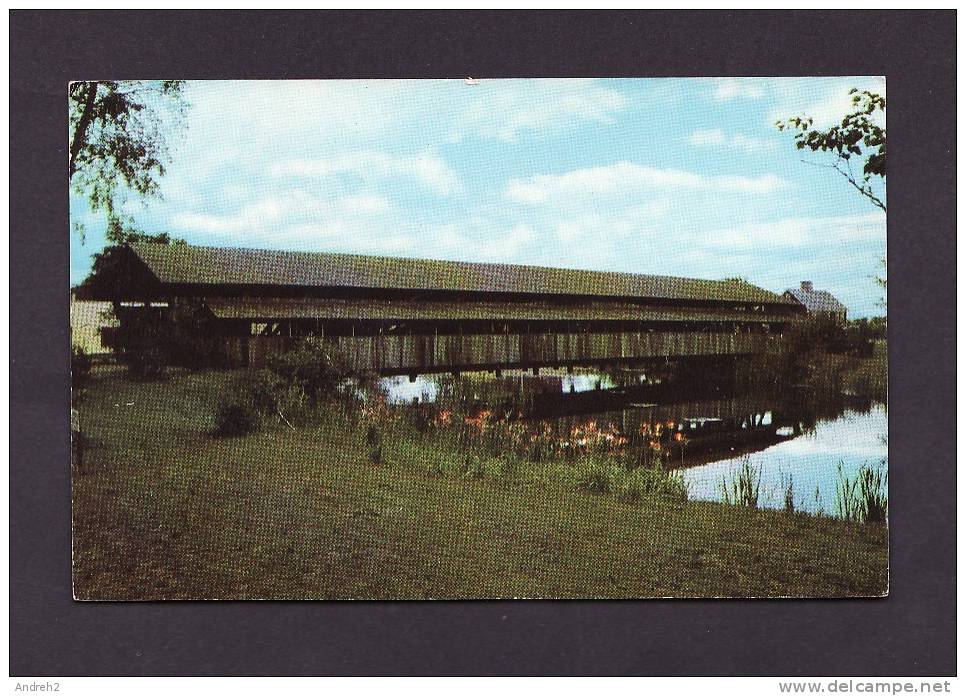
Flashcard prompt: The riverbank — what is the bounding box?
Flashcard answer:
[72,369,888,599]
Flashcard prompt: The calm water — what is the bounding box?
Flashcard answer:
[380,370,619,404]
[380,370,888,517]
[681,405,887,514]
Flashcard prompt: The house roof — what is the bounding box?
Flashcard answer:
[205,297,800,324]
[783,287,848,314]
[128,242,798,306]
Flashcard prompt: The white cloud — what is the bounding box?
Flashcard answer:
[699,212,886,251]
[269,150,461,196]
[182,80,405,150]
[72,79,888,315]
[433,222,538,262]
[688,128,777,154]
[505,161,787,203]
[767,76,886,128]
[170,190,393,241]
[663,211,887,315]
[452,79,627,143]
[688,128,728,147]
[711,78,765,101]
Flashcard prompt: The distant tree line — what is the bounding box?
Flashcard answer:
[787,314,885,359]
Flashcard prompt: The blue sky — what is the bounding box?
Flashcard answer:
[70,77,887,317]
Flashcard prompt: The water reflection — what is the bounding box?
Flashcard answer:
[381,375,439,404]
[382,370,621,403]
[562,373,614,393]
[380,370,887,516]
[682,405,887,515]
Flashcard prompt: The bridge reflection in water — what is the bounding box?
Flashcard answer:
[381,370,887,515]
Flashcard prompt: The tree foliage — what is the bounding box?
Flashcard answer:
[69,80,188,242]
[74,232,186,300]
[776,89,886,212]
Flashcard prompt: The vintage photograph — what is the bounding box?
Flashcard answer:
[69,77,888,599]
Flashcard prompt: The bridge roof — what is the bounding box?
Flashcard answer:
[129,242,796,306]
[205,297,799,323]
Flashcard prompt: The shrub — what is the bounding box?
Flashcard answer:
[366,425,382,448]
[267,338,349,406]
[369,445,384,466]
[126,341,167,380]
[230,369,281,415]
[786,315,850,355]
[576,456,688,503]
[411,403,434,434]
[577,458,624,495]
[165,299,226,369]
[496,452,520,479]
[71,345,92,392]
[215,340,357,434]
[113,315,168,380]
[215,401,260,436]
[215,370,284,435]
[430,454,464,478]
[460,452,505,480]
[463,453,488,479]
[275,383,313,426]
[355,370,383,395]
[624,462,689,503]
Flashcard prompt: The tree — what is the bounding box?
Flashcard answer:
[776,89,886,212]
[69,80,188,242]
[777,89,888,314]
[874,256,887,314]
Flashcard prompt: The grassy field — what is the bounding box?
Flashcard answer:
[72,368,888,599]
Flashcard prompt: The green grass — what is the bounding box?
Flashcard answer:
[836,461,889,525]
[72,368,889,599]
[719,458,763,509]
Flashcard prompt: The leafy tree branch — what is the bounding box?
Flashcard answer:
[69,80,188,243]
[776,89,886,212]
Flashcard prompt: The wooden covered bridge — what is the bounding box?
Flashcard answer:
[91,242,805,376]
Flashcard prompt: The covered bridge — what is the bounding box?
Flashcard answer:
[87,242,805,375]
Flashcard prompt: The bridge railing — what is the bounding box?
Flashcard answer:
[226,330,783,373]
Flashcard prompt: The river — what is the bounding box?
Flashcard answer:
[380,369,887,517]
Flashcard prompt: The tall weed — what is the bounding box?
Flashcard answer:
[837,461,888,524]
[720,457,762,508]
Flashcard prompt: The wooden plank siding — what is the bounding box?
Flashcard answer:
[226,330,779,374]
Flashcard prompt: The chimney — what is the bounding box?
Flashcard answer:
[800,281,813,292]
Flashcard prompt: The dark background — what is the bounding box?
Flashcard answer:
[10,10,956,676]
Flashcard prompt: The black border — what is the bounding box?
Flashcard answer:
[10,10,956,676]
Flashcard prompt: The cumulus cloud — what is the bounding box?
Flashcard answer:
[664,211,887,316]
[698,212,886,251]
[269,150,461,196]
[688,128,729,147]
[452,79,627,143]
[767,76,886,128]
[688,128,777,153]
[505,161,787,203]
[432,222,539,262]
[711,78,765,101]
[71,78,888,315]
[170,190,394,243]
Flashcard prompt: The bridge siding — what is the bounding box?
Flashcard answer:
[225,331,777,374]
